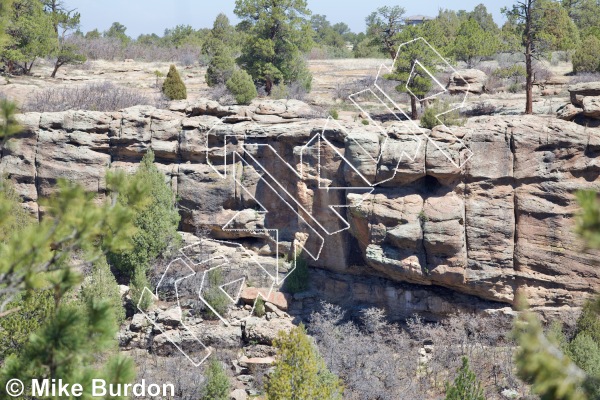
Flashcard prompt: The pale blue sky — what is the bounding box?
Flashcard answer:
[71,0,516,38]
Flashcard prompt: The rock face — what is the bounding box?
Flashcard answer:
[2,99,600,319]
[447,69,488,94]
[558,82,600,127]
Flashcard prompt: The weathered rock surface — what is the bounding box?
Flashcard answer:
[583,96,600,118]
[569,82,600,107]
[240,288,290,311]
[2,100,600,319]
[560,82,600,125]
[447,69,488,94]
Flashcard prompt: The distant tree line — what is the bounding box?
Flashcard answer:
[1,0,599,111]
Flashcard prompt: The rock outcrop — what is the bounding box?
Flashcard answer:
[557,82,600,127]
[447,69,488,94]
[2,99,600,319]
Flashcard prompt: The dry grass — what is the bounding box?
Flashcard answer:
[24,81,166,112]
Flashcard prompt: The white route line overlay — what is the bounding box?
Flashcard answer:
[137,239,278,365]
[135,37,475,366]
[350,36,473,171]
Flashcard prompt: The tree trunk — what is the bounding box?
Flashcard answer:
[410,96,418,120]
[525,49,533,114]
[265,78,273,96]
[25,59,35,75]
[51,62,60,78]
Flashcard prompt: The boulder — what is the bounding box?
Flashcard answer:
[238,355,275,367]
[130,313,146,332]
[569,82,600,106]
[557,103,582,121]
[245,317,294,345]
[447,69,488,94]
[240,288,290,311]
[230,389,248,400]
[156,307,182,327]
[582,96,600,119]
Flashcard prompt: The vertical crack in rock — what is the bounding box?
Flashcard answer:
[148,115,154,155]
[509,126,519,276]
[462,177,470,279]
[421,137,429,274]
[33,113,42,222]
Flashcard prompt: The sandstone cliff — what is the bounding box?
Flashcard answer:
[2,99,600,319]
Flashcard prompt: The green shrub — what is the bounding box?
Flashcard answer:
[202,357,230,400]
[267,324,343,400]
[225,69,257,105]
[574,301,600,344]
[202,268,229,319]
[329,108,339,120]
[492,64,526,83]
[254,297,265,317]
[508,82,522,93]
[573,36,600,73]
[162,64,187,100]
[130,266,152,311]
[420,100,465,130]
[205,51,236,87]
[80,256,125,325]
[445,357,485,400]
[567,332,600,378]
[108,150,181,279]
[283,255,309,294]
[361,119,369,125]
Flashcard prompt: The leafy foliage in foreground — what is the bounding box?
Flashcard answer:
[514,190,600,400]
[0,98,146,397]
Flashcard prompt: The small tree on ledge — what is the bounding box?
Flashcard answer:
[162,64,187,100]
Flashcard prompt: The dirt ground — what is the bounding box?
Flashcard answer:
[0,57,573,118]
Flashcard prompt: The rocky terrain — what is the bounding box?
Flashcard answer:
[2,84,600,323]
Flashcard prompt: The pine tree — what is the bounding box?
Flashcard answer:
[202,358,230,400]
[573,35,600,74]
[226,69,257,105]
[202,13,238,57]
[206,49,236,87]
[162,64,187,100]
[0,288,54,359]
[502,0,579,114]
[234,0,313,94]
[0,97,148,396]
[43,0,86,78]
[2,0,56,74]
[80,256,126,325]
[1,268,134,399]
[266,324,343,400]
[365,6,406,59]
[385,26,440,120]
[108,149,181,279]
[452,18,500,67]
[445,357,485,400]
